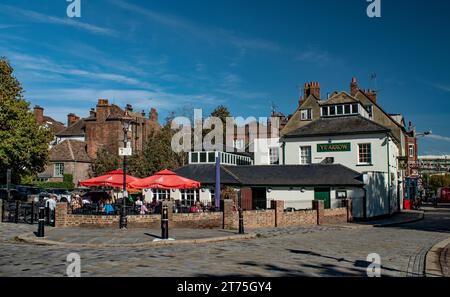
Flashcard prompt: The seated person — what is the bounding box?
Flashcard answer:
[103,199,115,214]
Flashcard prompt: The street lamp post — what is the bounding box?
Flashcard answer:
[119,111,133,230]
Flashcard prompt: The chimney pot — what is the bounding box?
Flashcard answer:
[97,99,109,106]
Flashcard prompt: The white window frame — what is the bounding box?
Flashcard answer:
[300,109,312,121]
[269,147,280,165]
[358,143,372,165]
[181,189,199,207]
[409,144,415,158]
[54,163,64,177]
[153,189,170,201]
[233,138,244,150]
[300,146,312,165]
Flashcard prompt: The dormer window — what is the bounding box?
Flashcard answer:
[321,103,360,118]
[300,109,312,121]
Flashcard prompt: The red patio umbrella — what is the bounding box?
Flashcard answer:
[129,169,201,189]
[79,169,140,188]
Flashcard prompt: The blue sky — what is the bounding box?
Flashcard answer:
[0,0,449,155]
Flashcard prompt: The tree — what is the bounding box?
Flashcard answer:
[128,118,186,178]
[0,57,53,184]
[89,147,120,177]
[204,105,233,148]
[429,174,450,193]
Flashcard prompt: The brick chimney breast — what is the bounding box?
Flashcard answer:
[96,99,110,122]
[303,81,321,99]
[34,105,44,125]
[149,107,158,122]
[364,89,377,103]
[350,77,358,96]
[67,113,79,126]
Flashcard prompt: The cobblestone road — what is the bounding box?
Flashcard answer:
[1,208,449,277]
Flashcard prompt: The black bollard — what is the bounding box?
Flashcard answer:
[46,205,51,225]
[37,207,45,237]
[30,201,35,224]
[14,200,19,223]
[238,207,244,234]
[161,203,169,239]
[1,199,4,223]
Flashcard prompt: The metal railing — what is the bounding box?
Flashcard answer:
[1,200,55,226]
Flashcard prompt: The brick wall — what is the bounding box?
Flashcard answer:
[172,212,223,229]
[55,199,351,230]
[280,209,317,226]
[323,207,347,224]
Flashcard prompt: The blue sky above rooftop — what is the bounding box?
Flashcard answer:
[0,0,449,154]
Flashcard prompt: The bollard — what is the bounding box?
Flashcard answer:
[37,207,45,237]
[161,204,169,239]
[14,200,19,223]
[238,208,244,234]
[0,199,4,223]
[46,205,51,225]
[30,201,35,224]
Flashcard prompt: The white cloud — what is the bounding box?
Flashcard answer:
[110,0,280,52]
[430,82,450,92]
[0,4,118,37]
[427,134,450,142]
[29,88,222,115]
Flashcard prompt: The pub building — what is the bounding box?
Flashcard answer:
[175,99,401,219]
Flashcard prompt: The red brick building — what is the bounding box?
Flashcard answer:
[36,99,160,183]
[82,99,160,158]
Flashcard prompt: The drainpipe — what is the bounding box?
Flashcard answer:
[281,140,286,165]
[387,134,391,215]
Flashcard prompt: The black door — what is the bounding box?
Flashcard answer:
[252,187,267,210]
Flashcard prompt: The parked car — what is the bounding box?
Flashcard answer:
[48,188,72,203]
[437,187,450,203]
[15,186,41,202]
[0,188,21,201]
[81,191,112,204]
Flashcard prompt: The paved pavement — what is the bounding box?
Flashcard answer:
[17,227,243,245]
[1,207,450,277]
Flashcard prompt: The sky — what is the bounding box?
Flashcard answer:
[0,0,449,155]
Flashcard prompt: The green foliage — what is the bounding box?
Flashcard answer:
[128,120,186,178]
[0,57,53,183]
[89,146,120,177]
[34,181,75,190]
[210,105,232,124]
[63,173,73,183]
[20,173,74,190]
[428,174,450,192]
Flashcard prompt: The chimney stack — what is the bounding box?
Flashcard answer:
[149,107,158,122]
[67,113,79,127]
[33,105,44,125]
[365,89,377,103]
[303,81,320,99]
[350,77,358,96]
[96,99,110,122]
